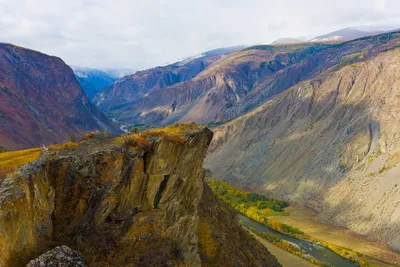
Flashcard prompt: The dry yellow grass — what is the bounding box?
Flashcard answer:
[0,148,41,179]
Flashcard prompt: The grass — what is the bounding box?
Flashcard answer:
[0,148,41,179]
[0,141,82,180]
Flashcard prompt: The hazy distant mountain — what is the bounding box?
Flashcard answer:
[309,25,399,42]
[271,38,304,44]
[72,67,136,99]
[102,68,136,79]
[270,25,400,45]
[162,45,246,66]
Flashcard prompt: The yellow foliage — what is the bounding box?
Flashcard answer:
[0,148,41,179]
[198,222,217,258]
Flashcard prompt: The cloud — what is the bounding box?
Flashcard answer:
[1,0,400,69]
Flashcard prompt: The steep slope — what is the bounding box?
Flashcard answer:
[0,127,280,267]
[0,44,119,151]
[205,48,400,250]
[73,66,119,99]
[96,31,400,126]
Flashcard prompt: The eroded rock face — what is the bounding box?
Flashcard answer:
[27,246,87,267]
[0,128,280,266]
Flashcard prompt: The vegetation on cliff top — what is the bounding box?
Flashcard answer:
[116,122,200,150]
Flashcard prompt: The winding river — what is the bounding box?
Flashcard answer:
[238,214,358,267]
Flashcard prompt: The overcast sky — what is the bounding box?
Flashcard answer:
[1,0,399,70]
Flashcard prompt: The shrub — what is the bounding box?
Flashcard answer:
[117,123,197,150]
[198,222,217,257]
[120,134,151,150]
[80,132,96,142]
[70,135,76,142]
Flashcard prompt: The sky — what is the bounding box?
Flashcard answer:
[1,0,400,70]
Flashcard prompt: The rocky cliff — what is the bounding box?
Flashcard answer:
[0,43,119,151]
[206,49,400,250]
[0,127,279,266]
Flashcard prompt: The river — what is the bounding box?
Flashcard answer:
[238,214,358,267]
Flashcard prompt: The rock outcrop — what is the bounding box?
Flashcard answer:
[206,48,400,249]
[0,127,280,266]
[0,43,119,151]
[27,246,87,267]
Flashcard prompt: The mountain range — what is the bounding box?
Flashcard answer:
[93,31,400,127]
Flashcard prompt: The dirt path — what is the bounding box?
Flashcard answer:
[245,228,315,267]
[273,207,400,266]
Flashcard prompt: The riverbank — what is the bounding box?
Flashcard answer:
[272,207,399,266]
[245,228,315,267]
[207,179,400,266]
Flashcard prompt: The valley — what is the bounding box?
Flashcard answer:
[2,17,400,266]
